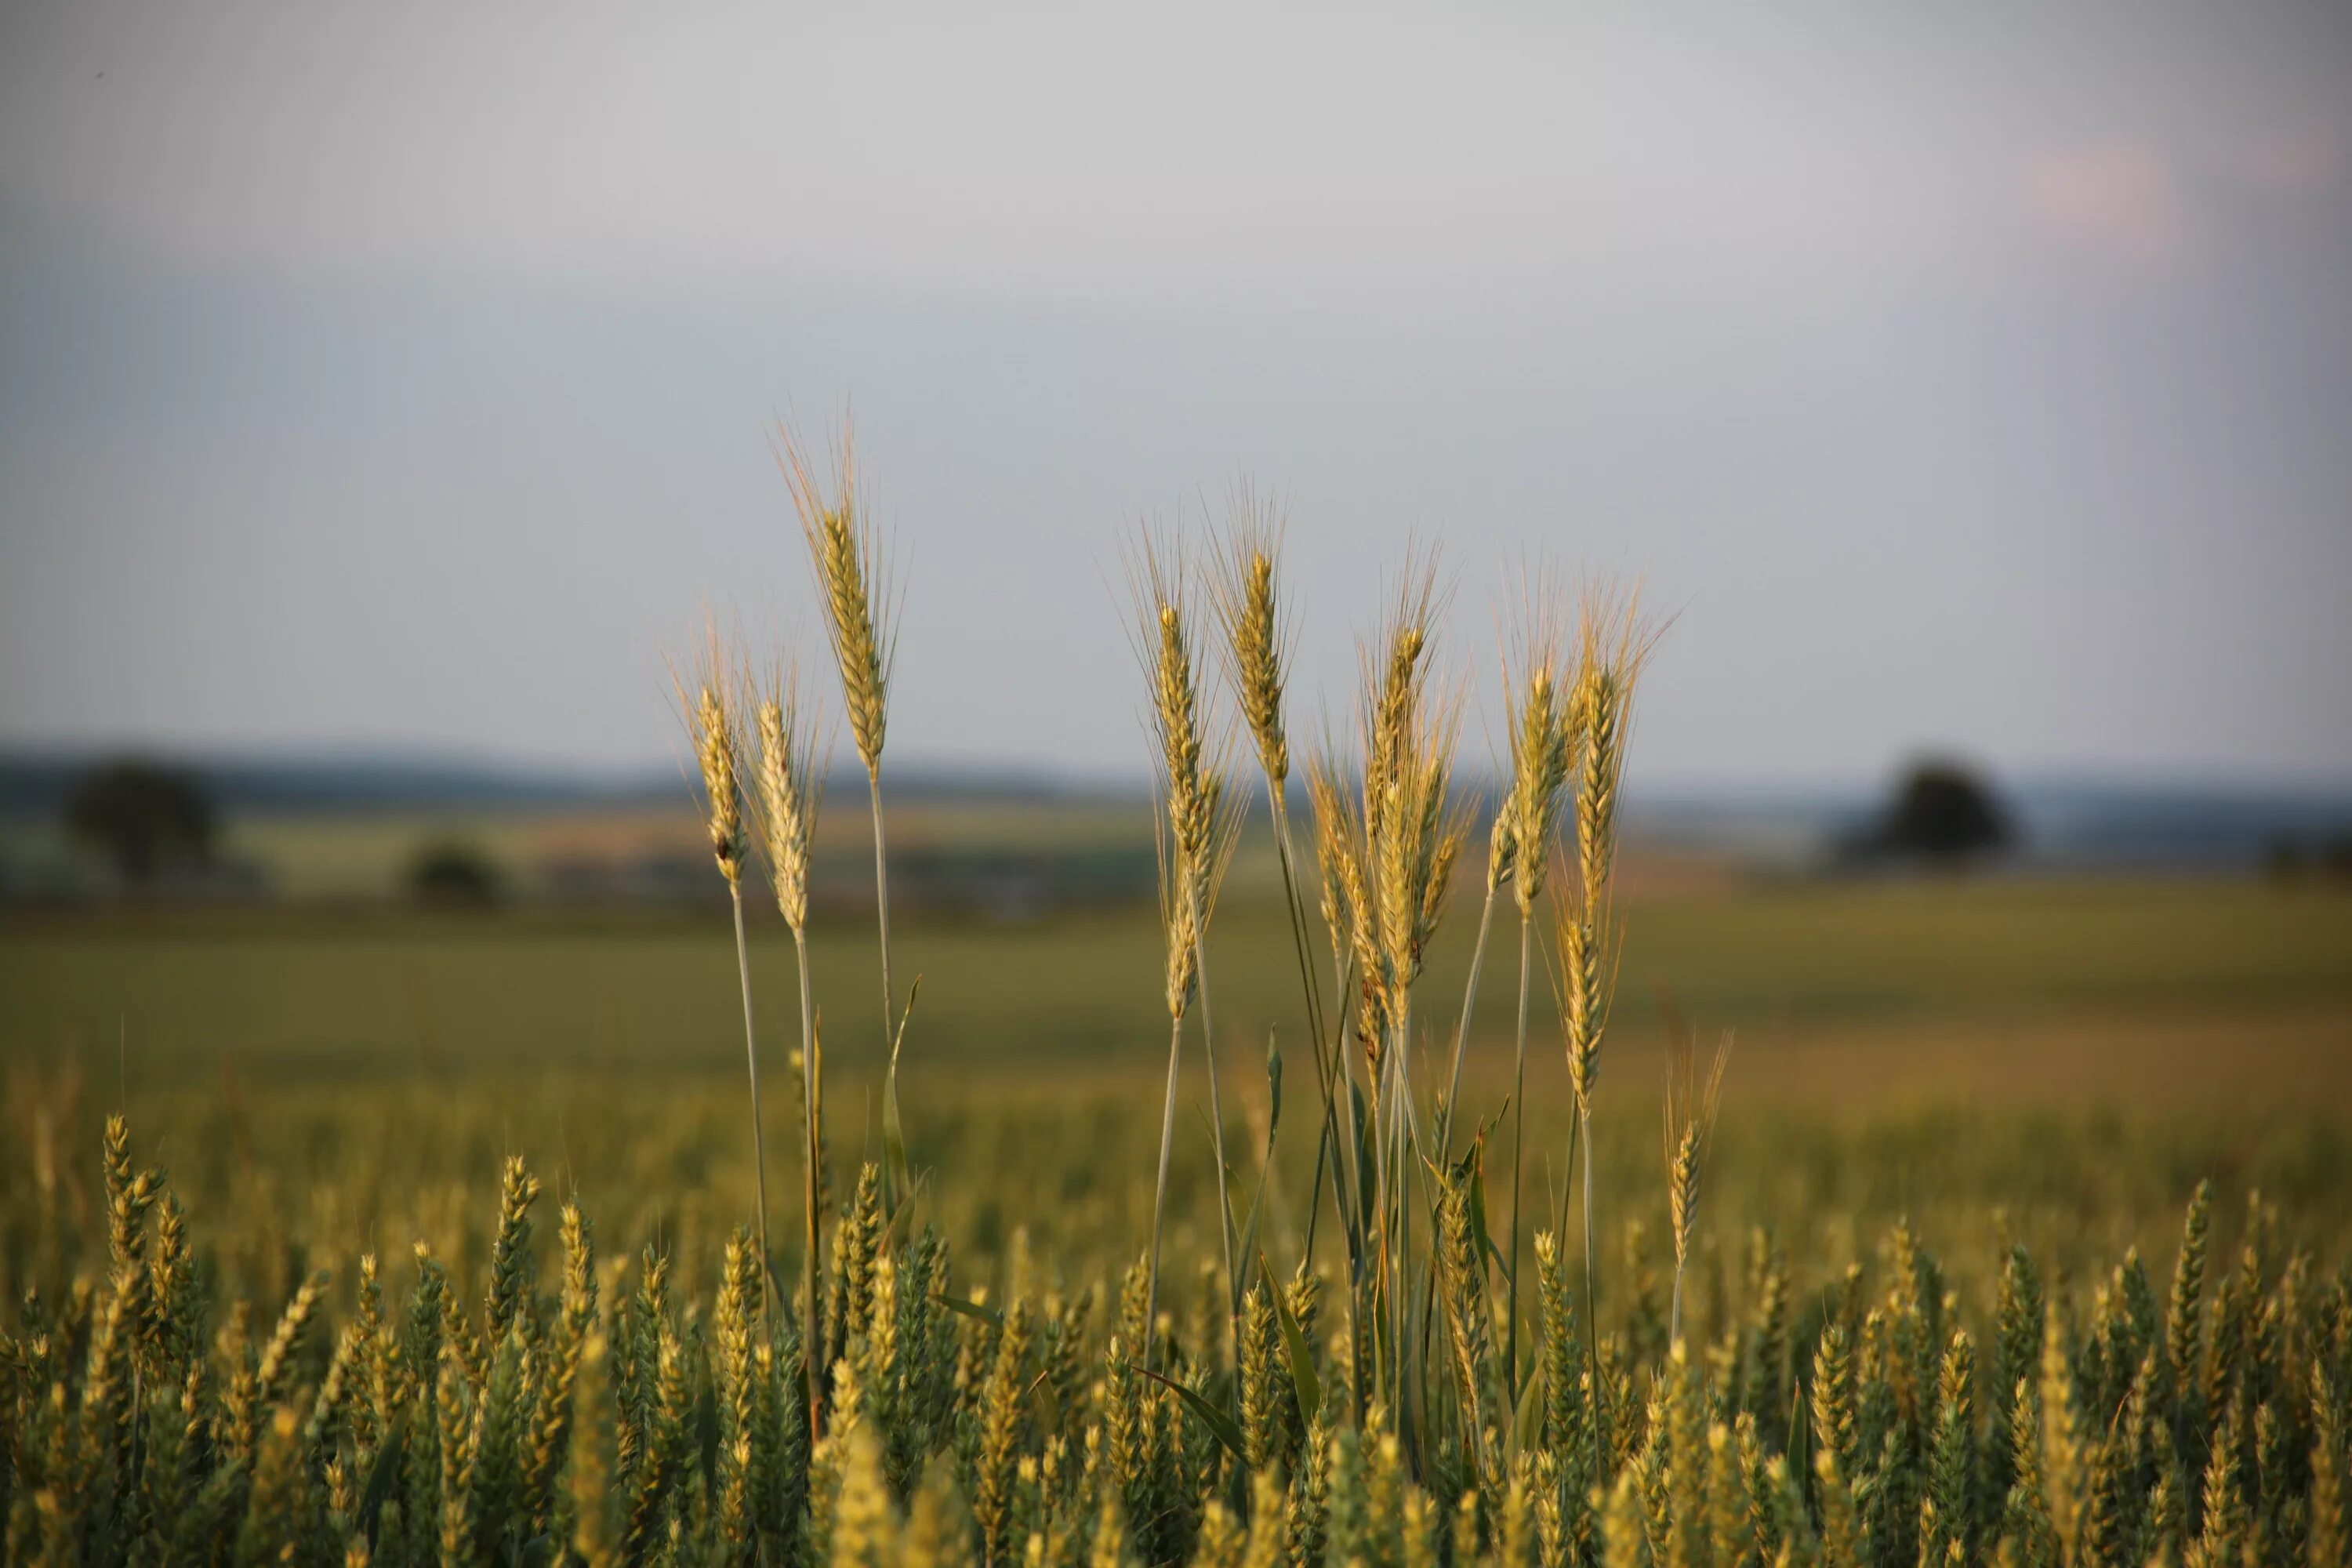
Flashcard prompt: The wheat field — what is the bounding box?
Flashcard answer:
[4,454,2348,1568]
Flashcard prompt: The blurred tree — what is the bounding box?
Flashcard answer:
[408,840,503,907]
[62,759,216,882]
[1864,758,2013,863]
[2267,832,2352,882]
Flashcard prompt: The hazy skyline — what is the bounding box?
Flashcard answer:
[4,3,2350,789]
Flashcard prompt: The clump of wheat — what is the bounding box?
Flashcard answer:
[1319,554,1466,1078]
[1301,551,1471,1409]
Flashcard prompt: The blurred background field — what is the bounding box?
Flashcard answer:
[6,759,2350,1304]
[6,858,2350,1094]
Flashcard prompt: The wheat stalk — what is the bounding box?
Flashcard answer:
[1662,1024,1731,1346]
[1128,523,1242,1364]
[775,419,912,1212]
[1497,572,1574,1399]
[744,656,830,1434]
[1557,581,1653,1421]
[670,624,771,1330]
[1207,488,1360,1264]
[1326,552,1465,1417]
[1437,565,1571,1160]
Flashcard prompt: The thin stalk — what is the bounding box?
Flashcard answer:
[868,771,904,1202]
[793,927,822,1441]
[1269,792,1348,1261]
[1191,893,1241,1369]
[1331,949,1371,1425]
[727,884,773,1331]
[1578,1100,1602,1457]
[1142,1008,1187,1366]
[1333,951,1365,1250]
[1388,1001,1435,1475]
[1303,1091,1337,1265]
[1504,910,1533,1400]
[1367,1031,1397,1410]
[1436,883,1498,1160]
[1386,1000,1414,1428]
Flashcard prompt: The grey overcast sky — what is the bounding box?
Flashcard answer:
[3,3,2349,789]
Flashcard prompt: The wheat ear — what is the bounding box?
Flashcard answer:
[1664,1025,1732,1345]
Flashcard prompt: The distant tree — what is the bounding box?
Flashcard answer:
[408,840,503,907]
[2323,834,2352,881]
[2271,832,2352,883]
[1863,758,2013,863]
[62,759,216,882]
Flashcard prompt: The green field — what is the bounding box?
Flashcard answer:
[6,876,2347,1091]
[8,874,2352,1566]
[11,871,2348,1272]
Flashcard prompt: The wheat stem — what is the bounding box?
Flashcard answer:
[1272,794,1345,1261]
[724,883,772,1335]
[1142,1007,1186,1367]
[868,771,906,1204]
[1579,1101,1600,1448]
[1436,881,1497,1160]
[1504,906,1533,1401]
[1189,883,1243,1370]
[793,927,822,1442]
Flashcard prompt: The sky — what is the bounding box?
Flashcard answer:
[2,2,2349,791]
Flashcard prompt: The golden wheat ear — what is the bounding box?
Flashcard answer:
[1207,478,1294,791]
[743,657,829,935]
[666,615,749,886]
[1499,561,1574,914]
[774,419,896,779]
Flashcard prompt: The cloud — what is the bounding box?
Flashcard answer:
[2218,115,2347,197]
[2022,139,2192,265]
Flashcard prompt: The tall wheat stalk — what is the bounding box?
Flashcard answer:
[1129,528,1240,1363]
[672,633,768,1328]
[1496,590,1574,1399]
[1306,751,1374,1414]
[1308,558,1465,1436]
[1558,586,1650,1430]
[776,423,907,1210]
[746,659,829,1435]
[1662,1022,1731,1347]
[1436,814,1504,1160]
[1208,490,1352,1271]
